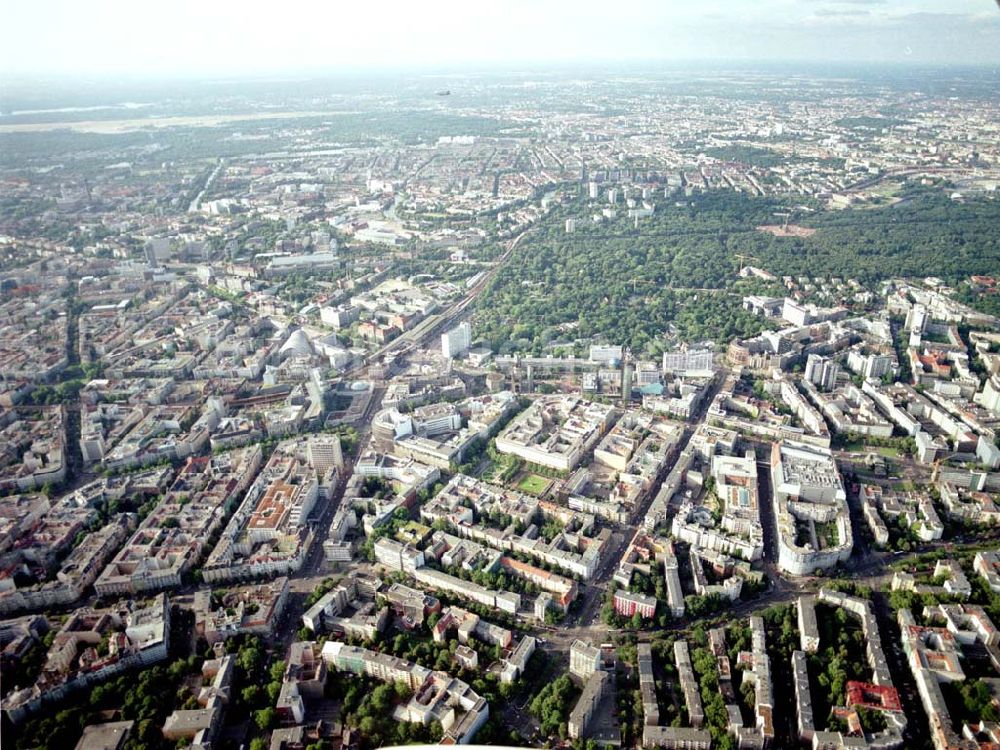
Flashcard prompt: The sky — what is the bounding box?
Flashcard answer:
[1,0,998,78]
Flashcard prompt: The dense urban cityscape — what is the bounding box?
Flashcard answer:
[2,48,1000,750]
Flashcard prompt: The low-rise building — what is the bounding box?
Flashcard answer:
[975,551,1000,594]
[642,726,712,750]
[301,575,387,640]
[432,606,512,650]
[898,608,977,750]
[792,650,815,743]
[321,641,488,744]
[162,655,233,747]
[798,595,820,653]
[500,636,536,684]
[892,559,971,600]
[74,721,134,750]
[412,566,521,615]
[675,640,704,729]
[275,642,327,724]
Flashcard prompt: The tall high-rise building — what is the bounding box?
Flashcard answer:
[570,640,602,680]
[905,304,929,334]
[864,353,892,380]
[621,348,634,406]
[847,350,893,381]
[308,435,343,475]
[144,238,172,266]
[804,354,839,391]
[441,322,472,359]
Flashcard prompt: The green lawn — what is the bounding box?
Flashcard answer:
[869,446,901,458]
[517,473,551,496]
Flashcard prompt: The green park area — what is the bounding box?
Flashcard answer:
[474,189,1000,357]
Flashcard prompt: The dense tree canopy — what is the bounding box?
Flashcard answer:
[474,189,1000,355]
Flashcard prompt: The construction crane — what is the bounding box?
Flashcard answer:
[734,253,760,274]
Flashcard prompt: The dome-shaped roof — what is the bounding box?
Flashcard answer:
[279,329,313,359]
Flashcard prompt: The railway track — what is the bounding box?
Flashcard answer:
[355,227,534,367]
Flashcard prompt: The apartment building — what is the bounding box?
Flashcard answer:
[614,590,657,619]
[770,441,852,575]
[495,395,616,472]
[3,594,170,725]
[96,447,263,596]
[568,671,610,740]
[202,442,320,583]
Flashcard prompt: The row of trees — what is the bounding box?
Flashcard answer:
[336,676,441,749]
[12,653,205,750]
[529,674,578,739]
[429,558,542,598]
[690,644,738,750]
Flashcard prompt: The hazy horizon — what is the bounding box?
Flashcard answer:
[2,0,999,80]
